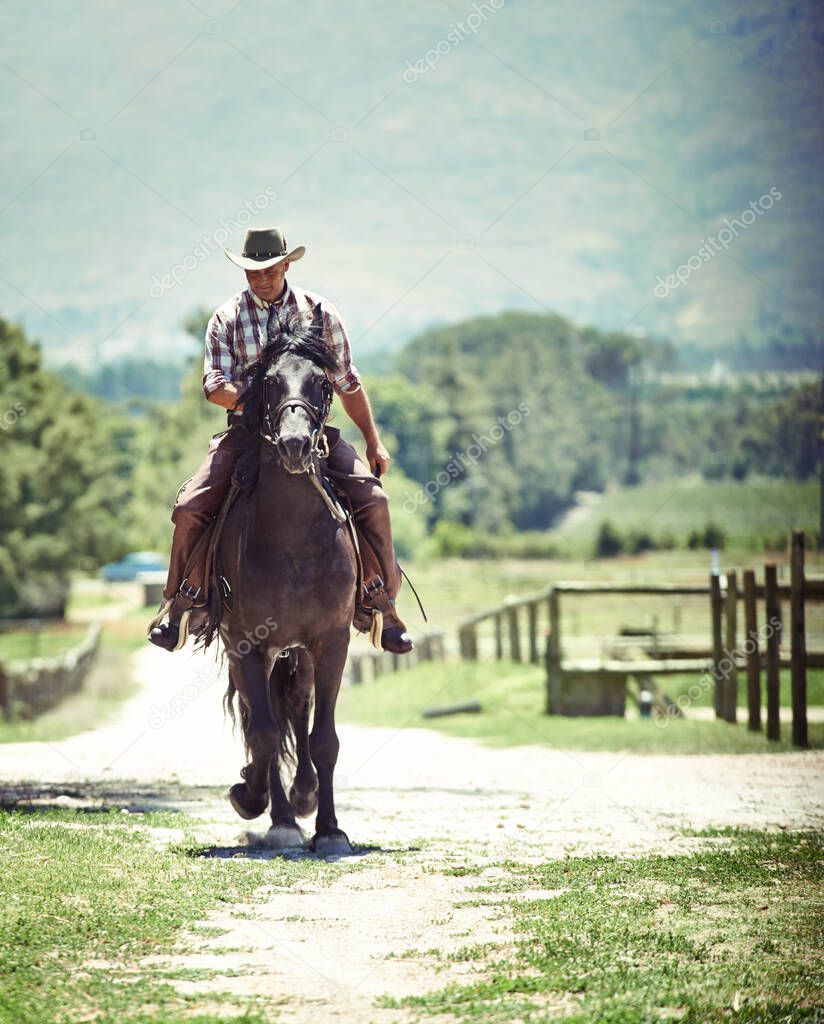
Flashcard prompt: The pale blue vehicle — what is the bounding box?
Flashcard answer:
[99,551,167,583]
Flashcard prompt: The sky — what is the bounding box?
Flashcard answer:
[1,0,822,372]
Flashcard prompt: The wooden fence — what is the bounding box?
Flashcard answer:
[0,622,101,721]
[455,530,821,747]
[709,531,823,746]
[347,628,446,685]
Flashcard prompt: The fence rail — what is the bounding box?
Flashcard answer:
[455,530,820,747]
[347,629,446,685]
[0,622,101,721]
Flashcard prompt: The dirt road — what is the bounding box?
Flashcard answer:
[1,645,822,1021]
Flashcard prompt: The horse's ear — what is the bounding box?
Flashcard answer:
[310,302,323,337]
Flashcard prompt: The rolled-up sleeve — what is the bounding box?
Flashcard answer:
[202,311,233,397]
[322,302,361,395]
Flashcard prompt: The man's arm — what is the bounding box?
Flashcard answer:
[338,384,391,477]
[206,383,243,411]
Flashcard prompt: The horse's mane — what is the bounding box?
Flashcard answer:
[233,308,338,490]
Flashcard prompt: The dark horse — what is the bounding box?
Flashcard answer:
[211,303,357,855]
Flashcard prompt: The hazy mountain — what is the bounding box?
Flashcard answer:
[1,0,821,378]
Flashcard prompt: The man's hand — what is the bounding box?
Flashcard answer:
[366,437,391,478]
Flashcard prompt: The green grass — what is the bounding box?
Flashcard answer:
[0,623,88,664]
[0,808,347,1024]
[5,809,820,1024]
[666,668,824,710]
[552,476,818,556]
[395,548,824,642]
[381,829,824,1023]
[66,585,131,612]
[0,634,139,743]
[339,660,824,754]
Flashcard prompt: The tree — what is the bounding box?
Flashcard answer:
[0,319,137,617]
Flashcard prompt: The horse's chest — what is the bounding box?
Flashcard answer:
[244,524,351,598]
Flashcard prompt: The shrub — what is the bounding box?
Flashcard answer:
[657,530,678,551]
[431,520,487,558]
[431,521,561,559]
[595,520,624,558]
[629,531,654,554]
[702,521,726,550]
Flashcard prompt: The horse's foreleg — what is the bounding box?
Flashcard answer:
[227,651,275,821]
[238,649,278,753]
[289,651,318,819]
[265,657,306,846]
[263,757,305,849]
[308,631,351,855]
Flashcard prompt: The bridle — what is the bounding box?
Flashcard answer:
[258,372,347,523]
[260,375,333,464]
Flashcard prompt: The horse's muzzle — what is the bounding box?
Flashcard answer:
[276,434,313,474]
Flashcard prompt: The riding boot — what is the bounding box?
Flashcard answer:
[147,581,205,652]
[359,574,414,655]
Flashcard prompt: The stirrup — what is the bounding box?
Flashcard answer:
[369,609,383,651]
[147,598,173,634]
[146,597,192,653]
[174,608,192,652]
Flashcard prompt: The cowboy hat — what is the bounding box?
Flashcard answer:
[223,227,305,271]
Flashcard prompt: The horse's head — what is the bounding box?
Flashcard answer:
[239,303,338,475]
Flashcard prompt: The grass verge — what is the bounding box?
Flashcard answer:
[0,623,89,663]
[339,660,824,753]
[380,829,824,1023]
[0,807,347,1024]
[0,633,140,743]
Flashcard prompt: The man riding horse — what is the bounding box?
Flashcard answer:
[148,226,413,655]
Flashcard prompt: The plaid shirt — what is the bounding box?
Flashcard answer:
[202,282,361,398]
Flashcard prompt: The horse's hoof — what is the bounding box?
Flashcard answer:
[260,824,306,850]
[289,782,319,818]
[310,829,353,856]
[228,782,268,820]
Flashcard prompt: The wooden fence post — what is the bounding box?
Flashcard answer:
[506,602,521,663]
[790,530,808,748]
[710,573,724,719]
[724,569,738,723]
[742,569,761,732]
[0,666,9,722]
[493,612,503,660]
[764,564,781,742]
[527,601,539,665]
[546,588,561,714]
[433,630,445,661]
[350,656,363,685]
[459,623,478,662]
